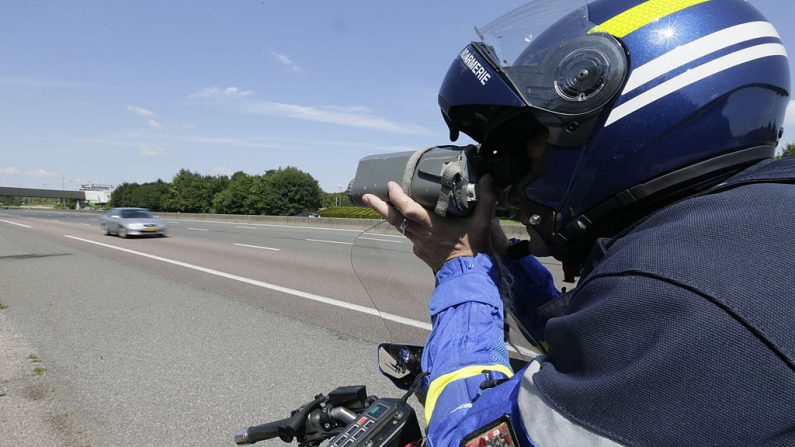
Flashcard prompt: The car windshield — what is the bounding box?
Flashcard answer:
[121,209,152,219]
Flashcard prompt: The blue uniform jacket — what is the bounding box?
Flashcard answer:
[421,158,795,447]
[421,253,560,447]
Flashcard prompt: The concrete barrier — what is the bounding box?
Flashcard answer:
[152,211,528,239]
[154,212,380,231]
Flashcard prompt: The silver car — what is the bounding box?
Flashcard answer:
[101,207,168,238]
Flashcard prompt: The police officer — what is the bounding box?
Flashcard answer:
[363,0,794,445]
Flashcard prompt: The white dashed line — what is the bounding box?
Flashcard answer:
[62,234,431,331]
[234,226,258,230]
[357,237,404,244]
[360,233,404,239]
[306,239,353,246]
[0,219,31,228]
[180,219,365,233]
[233,243,280,251]
[187,228,209,231]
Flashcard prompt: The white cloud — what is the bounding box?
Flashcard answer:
[0,167,20,175]
[187,86,254,100]
[127,105,155,117]
[239,101,430,135]
[325,105,374,113]
[23,169,59,178]
[269,50,301,72]
[147,119,162,130]
[213,166,234,176]
[224,87,252,97]
[139,145,166,157]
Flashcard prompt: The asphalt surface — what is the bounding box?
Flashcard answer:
[0,209,565,446]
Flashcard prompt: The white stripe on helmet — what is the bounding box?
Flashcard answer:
[605,42,787,127]
[623,21,781,95]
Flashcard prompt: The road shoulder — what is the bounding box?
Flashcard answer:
[0,310,88,447]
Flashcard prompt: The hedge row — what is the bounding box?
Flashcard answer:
[318,206,381,219]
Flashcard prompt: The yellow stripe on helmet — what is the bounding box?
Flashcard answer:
[590,0,710,38]
[424,364,513,424]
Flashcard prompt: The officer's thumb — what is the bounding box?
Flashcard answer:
[474,174,496,224]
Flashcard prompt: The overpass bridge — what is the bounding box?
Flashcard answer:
[0,187,110,204]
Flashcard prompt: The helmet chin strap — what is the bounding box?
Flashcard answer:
[562,261,582,284]
[546,145,775,273]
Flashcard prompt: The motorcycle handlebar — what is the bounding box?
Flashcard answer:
[235,394,328,445]
[235,418,290,445]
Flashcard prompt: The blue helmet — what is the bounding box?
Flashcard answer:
[439,0,790,262]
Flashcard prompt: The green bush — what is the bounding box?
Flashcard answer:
[318,207,381,219]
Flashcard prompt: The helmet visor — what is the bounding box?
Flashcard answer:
[475,0,626,116]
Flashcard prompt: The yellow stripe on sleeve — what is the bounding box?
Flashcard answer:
[590,0,710,38]
[424,364,514,424]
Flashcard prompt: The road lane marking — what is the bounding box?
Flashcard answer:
[0,219,31,228]
[306,239,353,246]
[80,223,90,226]
[62,234,537,357]
[167,220,181,223]
[359,233,404,239]
[181,219,365,233]
[358,237,403,244]
[62,234,431,331]
[187,228,209,231]
[234,226,258,229]
[233,243,280,251]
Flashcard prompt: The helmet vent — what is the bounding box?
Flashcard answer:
[555,48,609,102]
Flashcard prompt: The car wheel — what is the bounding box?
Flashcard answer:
[119,226,128,239]
[102,224,109,236]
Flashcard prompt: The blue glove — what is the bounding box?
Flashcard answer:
[503,244,561,344]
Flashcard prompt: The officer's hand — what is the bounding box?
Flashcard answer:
[489,216,510,259]
[362,175,497,273]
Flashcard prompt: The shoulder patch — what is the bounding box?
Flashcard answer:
[460,415,518,447]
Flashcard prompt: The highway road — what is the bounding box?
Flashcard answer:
[0,209,564,446]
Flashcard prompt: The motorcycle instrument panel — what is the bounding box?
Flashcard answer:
[329,398,419,447]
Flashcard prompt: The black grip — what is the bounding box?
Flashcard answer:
[236,395,327,445]
[235,418,290,445]
[282,395,327,440]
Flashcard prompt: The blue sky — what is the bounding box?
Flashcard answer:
[1,0,793,192]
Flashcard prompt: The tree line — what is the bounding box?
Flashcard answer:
[778,143,795,160]
[111,167,349,216]
[107,143,795,216]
